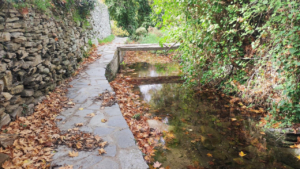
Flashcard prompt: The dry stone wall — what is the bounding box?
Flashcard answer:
[0,4,111,127]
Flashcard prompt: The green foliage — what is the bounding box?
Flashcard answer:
[136,0,153,28]
[4,0,52,11]
[88,39,93,47]
[139,33,160,44]
[132,113,141,120]
[98,35,115,44]
[106,0,155,35]
[154,0,300,126]
[32,0,52,11]
[135,27,147,36]
[106,0,138,35]
[3,0,96,23]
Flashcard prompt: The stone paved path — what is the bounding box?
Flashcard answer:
[51,38,148,169]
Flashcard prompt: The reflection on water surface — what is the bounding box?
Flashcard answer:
[123,62,300,169]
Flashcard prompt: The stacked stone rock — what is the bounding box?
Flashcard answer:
[0,8,89,127]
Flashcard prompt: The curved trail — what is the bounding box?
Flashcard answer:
[51,37,148,169]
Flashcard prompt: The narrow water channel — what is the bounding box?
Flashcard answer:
[119,57,300,169]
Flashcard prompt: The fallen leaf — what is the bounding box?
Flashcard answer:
[207,153,213,157]
[231,118,237,121]
[87,113,95,117]
[101,119,107,123]
[153,161,162,168]
[98,148,106,155]
[99,141,108,148]
[95,135,102,142]
[297,155,300,160]
[75,123,83,127]
[239,151,246,157]
[69,151,78,157]
[76,142,82,149]
[79,108,84,110]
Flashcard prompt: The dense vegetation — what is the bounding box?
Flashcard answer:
[106,0,154,36]
[151,0,300,127]
[1,0,96,26]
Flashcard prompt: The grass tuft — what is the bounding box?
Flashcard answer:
[98,35,115,44]
[138,33,161,44]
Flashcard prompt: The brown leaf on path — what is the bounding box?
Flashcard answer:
[99,141,108,148]
[76,142,82,149]
[101,119,107,123]
[98,148,106,155]
[95,135,102,142]
[87,113,95,117]
[2,160,13,169]
[69,151,79,157]
[75,123,83,127]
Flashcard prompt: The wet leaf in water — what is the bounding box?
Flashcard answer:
[239,151,246,157]
[153,161,162,168]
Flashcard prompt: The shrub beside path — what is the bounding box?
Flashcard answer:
[51,37,148,169]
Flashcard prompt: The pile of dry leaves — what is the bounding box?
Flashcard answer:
[110,76,162,162]
[0,82,108,169]
[0,46,107,169]
[95,90,117,109]
[0,83,69,168]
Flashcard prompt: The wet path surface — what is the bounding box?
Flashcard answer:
[51,38,148,169]
[122,60,300,169]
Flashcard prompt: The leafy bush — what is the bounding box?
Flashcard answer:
[135,27,147,36]
[154,0,300,126]
[139,33,160,44]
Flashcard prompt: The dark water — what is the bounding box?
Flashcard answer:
[122,62,300,169]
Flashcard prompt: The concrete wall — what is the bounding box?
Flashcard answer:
[105,50,125,81]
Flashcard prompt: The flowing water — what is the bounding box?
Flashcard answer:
[121,62,300,169]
